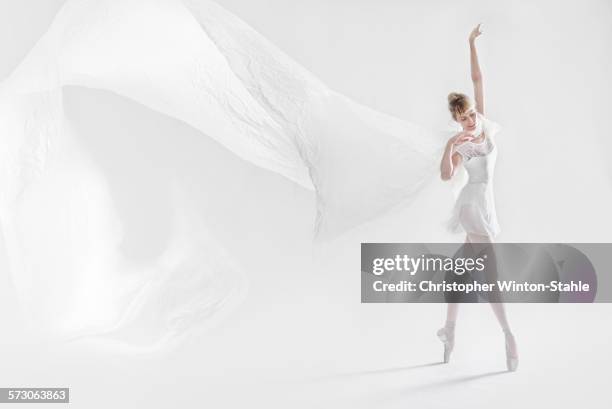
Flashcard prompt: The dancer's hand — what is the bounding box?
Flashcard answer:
[449,131,474,147]
[469,23,483,43]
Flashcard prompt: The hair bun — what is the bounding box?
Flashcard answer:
[447,92,463,104]
[447,92,471,119]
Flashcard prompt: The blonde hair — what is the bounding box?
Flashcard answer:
[447,92,473,120]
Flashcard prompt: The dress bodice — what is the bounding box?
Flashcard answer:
[456,136,497,184]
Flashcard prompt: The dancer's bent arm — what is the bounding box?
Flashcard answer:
[440,132,471,180]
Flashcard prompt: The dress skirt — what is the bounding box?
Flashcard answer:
[447,182,500,238]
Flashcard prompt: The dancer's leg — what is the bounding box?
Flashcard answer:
[437,312,456,363]
[467,233,511,327]
[442,234,472,325]
[446,303,459,325]
[437,235,471,363]
[468,232,518,369]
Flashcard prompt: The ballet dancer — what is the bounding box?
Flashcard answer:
[438,23,519,372]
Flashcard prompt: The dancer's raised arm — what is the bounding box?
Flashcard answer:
[469,24,484,115]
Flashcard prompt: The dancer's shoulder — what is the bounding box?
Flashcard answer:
[480,115,502,138]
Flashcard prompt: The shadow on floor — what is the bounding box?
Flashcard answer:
[405,370,509,392]
[306,362,445,382]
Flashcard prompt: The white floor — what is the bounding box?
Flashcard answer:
[1,1,611,407]
[2,244,610,409]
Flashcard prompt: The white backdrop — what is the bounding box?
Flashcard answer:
[1,1,611,408]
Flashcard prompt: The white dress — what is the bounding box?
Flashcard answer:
[447,116,501,238]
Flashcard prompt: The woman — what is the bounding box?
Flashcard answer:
[438,24,519,371]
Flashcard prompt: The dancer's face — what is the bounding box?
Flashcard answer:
[456,106,480,135]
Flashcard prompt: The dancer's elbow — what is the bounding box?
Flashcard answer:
[440,171,452,181]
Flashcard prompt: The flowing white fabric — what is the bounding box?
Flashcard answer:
[0,0,448,350]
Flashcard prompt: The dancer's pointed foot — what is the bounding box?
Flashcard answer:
[437,325,455,363]
[504,330,519,372]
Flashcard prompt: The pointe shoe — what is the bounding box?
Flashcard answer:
[504,331,519,372]
[436,327,455,363]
